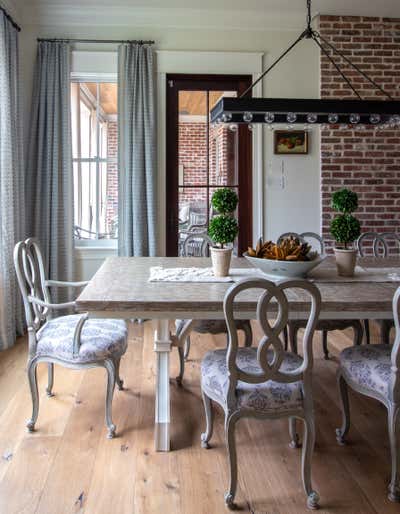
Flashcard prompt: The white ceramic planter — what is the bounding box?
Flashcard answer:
[334,248,357,277]
[210,247,232,277]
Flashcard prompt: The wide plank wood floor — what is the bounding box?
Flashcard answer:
[0,322,397,514]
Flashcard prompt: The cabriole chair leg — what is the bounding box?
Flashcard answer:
[46,363,55,397]
[301,415,320,510]
[336,373,350,445]
[289,417,301,449]
[201,389,214,449]
[322,330,329,360]
[104,360,117,439]
[387,404,400,502]
[363,319,370,344]
[224,413,239,510]
[176,347,185,386]
[114,357,124,390]
[27,359,39,432]
[183,335,191,360]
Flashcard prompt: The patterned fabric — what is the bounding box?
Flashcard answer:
[118,44,156,257]
[0,12,25,350]
[36,315,127,363]
[340,344,392,397]
[201,348,304,413]
[25,41,74,304]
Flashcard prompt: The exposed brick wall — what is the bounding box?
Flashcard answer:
[320,15,400,249]
[106,121,118,234]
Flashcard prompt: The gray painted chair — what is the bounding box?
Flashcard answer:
[336,285,400,502]
[357,231,400,344]
[200,277,322,510]
[175,232,253,384]
[14,238,128,439]
[277,232,363,358]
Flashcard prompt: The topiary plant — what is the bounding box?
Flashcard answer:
[208,188,239,248]
[211,187,238,215]
[330,188,361,249]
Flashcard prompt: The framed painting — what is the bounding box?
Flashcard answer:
[274,130,309,155]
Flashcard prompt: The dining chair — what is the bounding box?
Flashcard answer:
[200,277,322,510]
[357,231,400,344]
[336,285,400,502]
[277,232,363,359]
[175,232,253,384]
[14,238,128,439]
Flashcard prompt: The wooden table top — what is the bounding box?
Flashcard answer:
[76,256,400,320]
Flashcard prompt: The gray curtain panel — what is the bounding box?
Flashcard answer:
[25,41,74,302]
[0,12,25,350]
[118,44,157,256]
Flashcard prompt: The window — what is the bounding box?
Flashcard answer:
[71,81,118,243]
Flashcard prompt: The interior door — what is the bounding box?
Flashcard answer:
[166,74,253,257]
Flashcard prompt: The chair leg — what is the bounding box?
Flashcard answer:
[283,325,289,351]
[322,330,329,360]
[27,359,39,432]
[353,321,363,347]
[336,372,350,445]
[114,357,124,391]
[363,319,370,345]
[200,389,214,449]
[183,335,191,360]
[301,414,320,510]
[380,320,392,345]
[176,347,185,386]
[388,405,400,502]
[242,321,253,347]
[104,360,117,439]
[46,363,55,397]
[289,417,301,449]
[224,413,239,510]
[288,323,299,354]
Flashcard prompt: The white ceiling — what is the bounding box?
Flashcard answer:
[12,0,400,28]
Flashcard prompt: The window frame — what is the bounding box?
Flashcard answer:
[71,74,118,249]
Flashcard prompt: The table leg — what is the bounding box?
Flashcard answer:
[153,319,172,451]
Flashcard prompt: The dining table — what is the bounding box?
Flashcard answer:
[76,255,400,452]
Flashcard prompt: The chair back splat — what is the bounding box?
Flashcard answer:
[357,231,400,258]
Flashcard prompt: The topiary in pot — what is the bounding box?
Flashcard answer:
[208,188,239,276]
[330,188,361,277]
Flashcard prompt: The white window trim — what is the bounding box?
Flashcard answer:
[156,50,264,256]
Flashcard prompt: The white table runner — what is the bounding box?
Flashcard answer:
[149,267,261,283]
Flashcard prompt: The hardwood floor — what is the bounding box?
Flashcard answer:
[0,322,397,514]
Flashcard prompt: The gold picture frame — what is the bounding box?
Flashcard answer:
[274,130,309,155]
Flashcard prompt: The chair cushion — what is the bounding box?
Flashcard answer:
[36,315,128,363]
[339,344,392,398]
[201,347,303,413]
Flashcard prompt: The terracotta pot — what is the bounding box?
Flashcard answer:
[334,248,357,277]
[210,247,232,277]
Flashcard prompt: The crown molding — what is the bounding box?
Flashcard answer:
[20,4,305,31]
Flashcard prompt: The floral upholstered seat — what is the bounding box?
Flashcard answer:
[201,347,304,413]
[339,344,391,398]
[36,314,128,363]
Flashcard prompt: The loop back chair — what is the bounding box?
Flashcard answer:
[174,232,253,384]
[336,285,400,502]
[357,231,400,344]
[14,238,128,439]
[277,232,363,359]
[200,278,322,509]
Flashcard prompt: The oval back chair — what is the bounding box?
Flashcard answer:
[277,232,362,359]
[336,285,400,502]
[200,277,322,509]
[174,232,253,384]
[14,238,128,439]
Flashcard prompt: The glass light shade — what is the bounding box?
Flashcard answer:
[328,113,339,124]
[221,113,232,122]
[369,114,381,124]
[243,112,253,123]
[287,112,297,123]
[307,113,318,123]
[264,112,275,123]
[349,113,360,124]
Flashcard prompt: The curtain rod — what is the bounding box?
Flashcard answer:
[37,38,155,45]
[0,4,21,32]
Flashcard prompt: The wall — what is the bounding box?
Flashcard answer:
[18,17,321,277]
[320,15,400,248]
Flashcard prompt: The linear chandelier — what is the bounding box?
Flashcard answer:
[210,0,400,128]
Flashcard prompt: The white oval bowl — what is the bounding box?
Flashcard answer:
[243,252,324,279]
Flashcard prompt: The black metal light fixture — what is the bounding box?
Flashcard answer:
[210,0,400,128]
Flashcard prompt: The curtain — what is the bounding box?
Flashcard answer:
[0,11,25,350]
[118,44,157,256]
[25,41,74,302]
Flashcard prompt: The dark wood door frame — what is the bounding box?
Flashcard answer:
[166,73,253,257]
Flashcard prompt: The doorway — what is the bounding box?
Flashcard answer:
[166,74,253,256]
